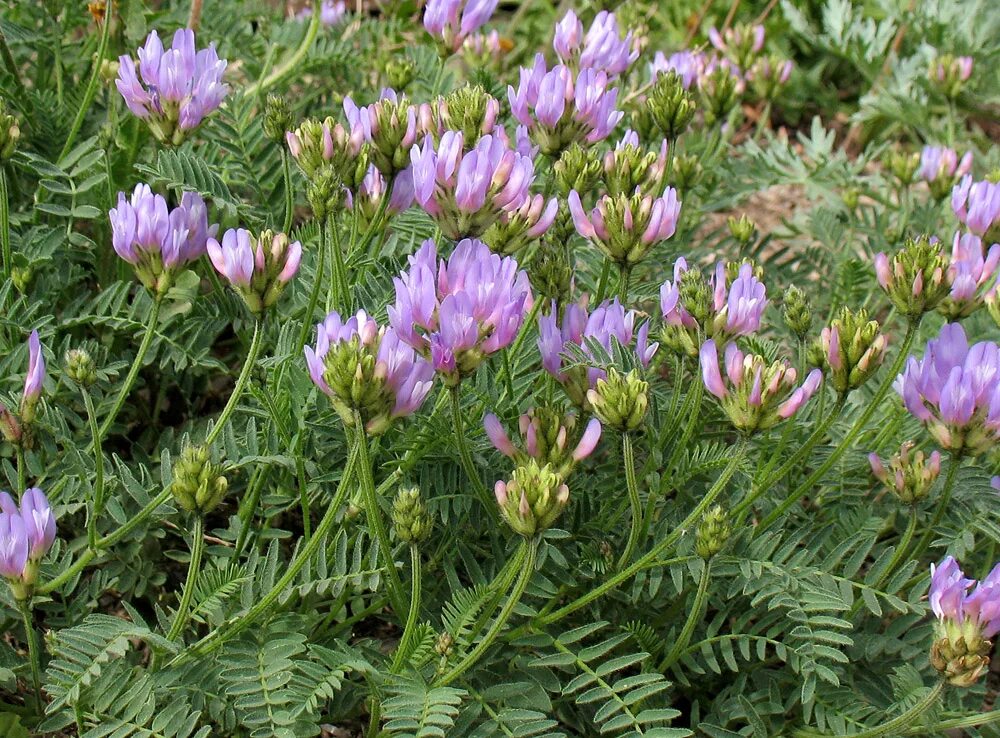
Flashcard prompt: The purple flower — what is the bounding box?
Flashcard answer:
[953,176,1000,237]
[0,487,56,584]
[22,330,44,404]
[481,193,559,255]
[708,24,765,71]
[207,228,302,314]
[295,0,347,26]
[410,132,536,239]
[116,29,228,144]
[346,165,415,225]
[19,488,55,561]
[484,408,602,476]
[344,90,435,177]
[0,510,27,581]
[388,239,532,384]
[509,54,623,156]
[109,185,216,293]
[553,10,638,78]
[941,232,1000,317]
[305,310,434,434]
[538,299,658,407]
[992,476,1000,492]
[894,322,1000,454]
[868,441,941,503]
[700,339,823,433]
[919,146,973,183]
[568,186,681,266]
[424,0,499,53]
[650,50,706,89]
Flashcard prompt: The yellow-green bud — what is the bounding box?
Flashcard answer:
[874,235,952,319]
[885,150,920,186]
[529,238,574,306]
[727,214,756,246]
[438,85,500,144]
[64,348,98,387]
[645,72,696,141]
[392,487,433,544]
[494,460,570,537]
[385,58,417,92]
[11,266,32,293]
[554,143,603,197]
[782,285,812,341]
[671,153,702,193]
[169,444,228,514]
[263,94,293,144]
[817,307,887,393]
[586,368,649,432]
[307,168,344,221]
[0,104,20,161]
[696,505,730,559]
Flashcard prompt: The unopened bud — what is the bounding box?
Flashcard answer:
[64,349,97,387]
[727,214,756,246]
[392,487,433,544]
[554,143,603,197]
[782,285,812,341]
[263,94,293,144]
[696,505,730,559]
[586,368,649,432]
[671,153,702,193]
[169,444,228,514]
[385,58,416,91]
[645,72,696,141]
[868,441,941,504]
[0,103,20,161]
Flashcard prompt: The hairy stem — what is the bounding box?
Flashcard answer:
[16,444,25,494]
[59,11,113,161]
[390,545,423,672]
[794,681,944,738]
[246,0,322,98]
[616,432,643,569]
[908,452,961,563]
[167,516,205,641]
[449,385,497,520]
[658,560,712,671]
[17,598,42,704]
[327,214,348,313]
[82,389,105,550]
[281,148,294,234]
[296,225,327,356]
[595,258,613,303]
[1,168,11,284]
[205,318,264,446]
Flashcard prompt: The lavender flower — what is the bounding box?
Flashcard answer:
[700,339,823,434]
[295,0,347,26]
[919,146,973,199]
[553,10,638,78]
[568,186,681,267]
[929,556,1000,686]
[424,0,499,54]
[940,232,1000,318]
[480,193,559,255]
[538,299,658,408]
[484,407,602,476]
[346,165,416,228]
[952,176,1000,238]
[22,330,44,406]
[708,23,764,71]
[0,510,27,582]
[109,184,216,294]
[305,310,434,435]
[116,29,228,145]
[410,131,536,239]
[868,441,941,504]
[0,487,56,589]
[344,90,435,177]
[650,50,706,89]
[207,228,302,315]
[388,239,532,385]
[509,54,623,156]
[894,322,1000,455]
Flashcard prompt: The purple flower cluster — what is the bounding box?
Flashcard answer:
[484,409,602,475]
[553,10,638,78]
[207,228,302,315]
[116,30,228,144]
[109,185,215,294]
[410,131,536,239]
[509,54,623,155]
[941,232,1000,318]
[918,146,972,187]
[424,0,499,53]
[538,299,658,407]
[295,0,347,26]
[708,23,764,72]
[568,186,681,267]
[388,239,532,384]
[0,488,56,587]
[660,260,767,346]
[929,556,1000,685]
[650,50,706,89]
[894,322,1000,455]
[305,310,434,434]
[953,176,1000,237]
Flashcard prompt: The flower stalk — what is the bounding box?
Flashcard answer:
[166,515,205,641]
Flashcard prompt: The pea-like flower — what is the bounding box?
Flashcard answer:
[285,117,367,184]
[952,176,1000,238]
[930,55,974,98]
[929,556,1000,686]
[115,29,228,145]
[940,232,1000,318]
[815,307,888,393]
[410,131,536,239]
[748,55,793,100]
[484,407,602,477]
[874,235,953,319]
[305,310,434,435]
[424,0,499,54]
[345,90,435,177]
[20,330,44,425]
[893,322,1000,455]
[568,186,681,268]
[919,146,973,199]
[650,50,706,90]
[109,185,215,294]
[602,129,669,196]
[868,441,941,504]
[538,299,658,407]
[480,193,559,256]
[509,54,624,156]
[207,228,302,315]
[388,239,532,385]
[346,165,416,229]
[295,0,346,26]
[700,340,823,434]
[0,487,56,592]
[553,10,638,78]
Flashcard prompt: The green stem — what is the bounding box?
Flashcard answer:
[658,560,711,671]
[354,410,408,617]
[281,148,294,234]
[661,381,704,490]
[754,322,919,536]
[435,538,537,686]
[327,214,348,313]
[17,599,42,705]
[535,442,746,627]
[166,516,205,641]
[0,28,25,96]
[296,227,327,356]
[616,432,642,569]
[297,453,311,541]
[98,295,162,442]
[59,12,112,162]
[468,544,528,640]
[617,265,632,304]
[205,319,264,446]
[172,441,359,663]
[903,709,1000,733]
[82,389,105,551]
[501,349,515,403]
[16,444,25,493]
[794,681,945,738]
[390,545,422,672]
[246,0,323,98]
[234,468,266,556]
[908,452,961,563]
[449,385,496,520]
[595,258,613,303]
[1,168,11,284]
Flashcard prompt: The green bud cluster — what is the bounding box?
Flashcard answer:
[645,72,696,141]
[671,153,703,193]
[869,441,941,505]
[931,620,992,687]
[0,101,20,161]
[319,330,401,436]
[696,505,730,559]
[392,487,433,544]
[875,236,952,319]
[437,85,498,145]
[816,307,887,393]
[700,67,740,125]
[384,58,417,91]
[602,137,667,197]
[554,143,604,197]
[170,444,228,514]
[494,459,570,537]
[263,94,293,144]
[782,285,812,341]
[230,230,300,316]
[307,168,346,221]
[727,214,757,246]
[586,368,648,432]
[885,150,920,187]
[529,236,573,307]
[64,348,98,387]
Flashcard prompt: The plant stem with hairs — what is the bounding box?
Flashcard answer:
[658,560,712,671]
[794,681,945,738]
[617,432,643,568]
[166,515,205,641]
[17,598,42,704]
[82,389,105,550]
[205,319,265,446]
[59,10,113,161]
[449,385,497,521]
[390,545,423,672]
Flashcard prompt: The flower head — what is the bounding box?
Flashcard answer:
[295,0,346,26]
[893,322,1000,455]
[509,55,623,156]
[707,23,764,71]
[650,50,706,90]
[21,330,45,423]
[939,232,1000,318]
[868,441,941,504]
[494,459,570,537]
[484,407,602,477]
[602,129,670,196]
[116,29,228,144]
[410,132,536,239]
[424,0,499,54]
[0,487,56,590]
[568,186,681,267]
[553,10,638,78]
[480,193,558,255]
[919,146,973,199]
[388,239,532,385]
[345,90,435,177]
[700,339,823,434]
[815,307,888,393]
[208,228,302,315]
[952,176,1000,239]
[305,310,434,435]
[874,235,953,319]
[930,54,973,98]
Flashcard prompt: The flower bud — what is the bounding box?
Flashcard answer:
[748,54,793,100]
[11,266,32,293]
[494,460,571,537]
[696,505,730,559]
[437,85,501,143]
[208,228,302,315]
[263,94,293,145]
[645,71,696,141]
[988,288,1000,329]
[484,407,602,478]
[435,631,454,657]
[169,444,228,514]
[874,235,952,319]
[0,102,20,161]
[586,368,649,432]
[929,54,973,100]
[602,130,669,196]
[816,307,887,393]
[64,348,98,387]
[306,168,344,220]
[392,487,433,544]
[0,404,22,444]
[700,65,741,125]
[385,58,416,91]
[885,149,921,187]
[20,330,44,425]
[868,441,941,504]
[782,285,812,341]
[553,143,603,197]
[481,194,558,256]
[671,153,703,193]
[727,214,757,246]
[529,238,574,306]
